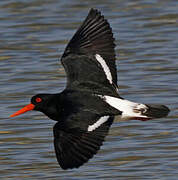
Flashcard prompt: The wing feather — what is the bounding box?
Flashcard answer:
[61,9,118,94]
[53,115,113,169]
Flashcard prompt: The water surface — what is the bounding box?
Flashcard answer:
[0,0,178,179]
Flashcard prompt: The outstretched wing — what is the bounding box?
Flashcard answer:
[61,9,118,96]
[53,113,114,170]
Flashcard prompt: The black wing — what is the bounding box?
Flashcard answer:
[53,113,114,170]
[61,9,118,96]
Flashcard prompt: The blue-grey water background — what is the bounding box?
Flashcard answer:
[0,0,178,179]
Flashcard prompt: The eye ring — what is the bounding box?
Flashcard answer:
[35,97,42,103]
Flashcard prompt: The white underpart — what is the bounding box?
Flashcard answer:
[88,116,110,132]
[95,54,113,84]
[99,95,149,119]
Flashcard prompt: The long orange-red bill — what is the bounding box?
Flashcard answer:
[10,104,35,118]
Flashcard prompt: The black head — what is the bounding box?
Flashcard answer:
[10,93,60,120]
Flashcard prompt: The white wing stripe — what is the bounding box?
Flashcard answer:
[95,54,113,84]
[88,116,110,132]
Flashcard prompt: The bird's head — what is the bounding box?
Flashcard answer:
[10,94,60,120]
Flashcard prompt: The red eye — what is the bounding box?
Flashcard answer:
[35,97,42,103]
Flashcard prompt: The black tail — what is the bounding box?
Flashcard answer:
[143,104,170,119]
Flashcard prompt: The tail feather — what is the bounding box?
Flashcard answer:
[100,95,170,121]
[143,104,170,119]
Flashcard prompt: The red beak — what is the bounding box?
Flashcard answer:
[10,104,35,117]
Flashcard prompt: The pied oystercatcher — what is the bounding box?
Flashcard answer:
[10,9,170,170]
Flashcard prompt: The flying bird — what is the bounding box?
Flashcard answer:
[10,9,170,170]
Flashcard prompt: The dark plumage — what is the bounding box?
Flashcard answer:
[10,9,170,170]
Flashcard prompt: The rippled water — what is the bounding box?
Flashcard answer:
[0,0,178,179]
